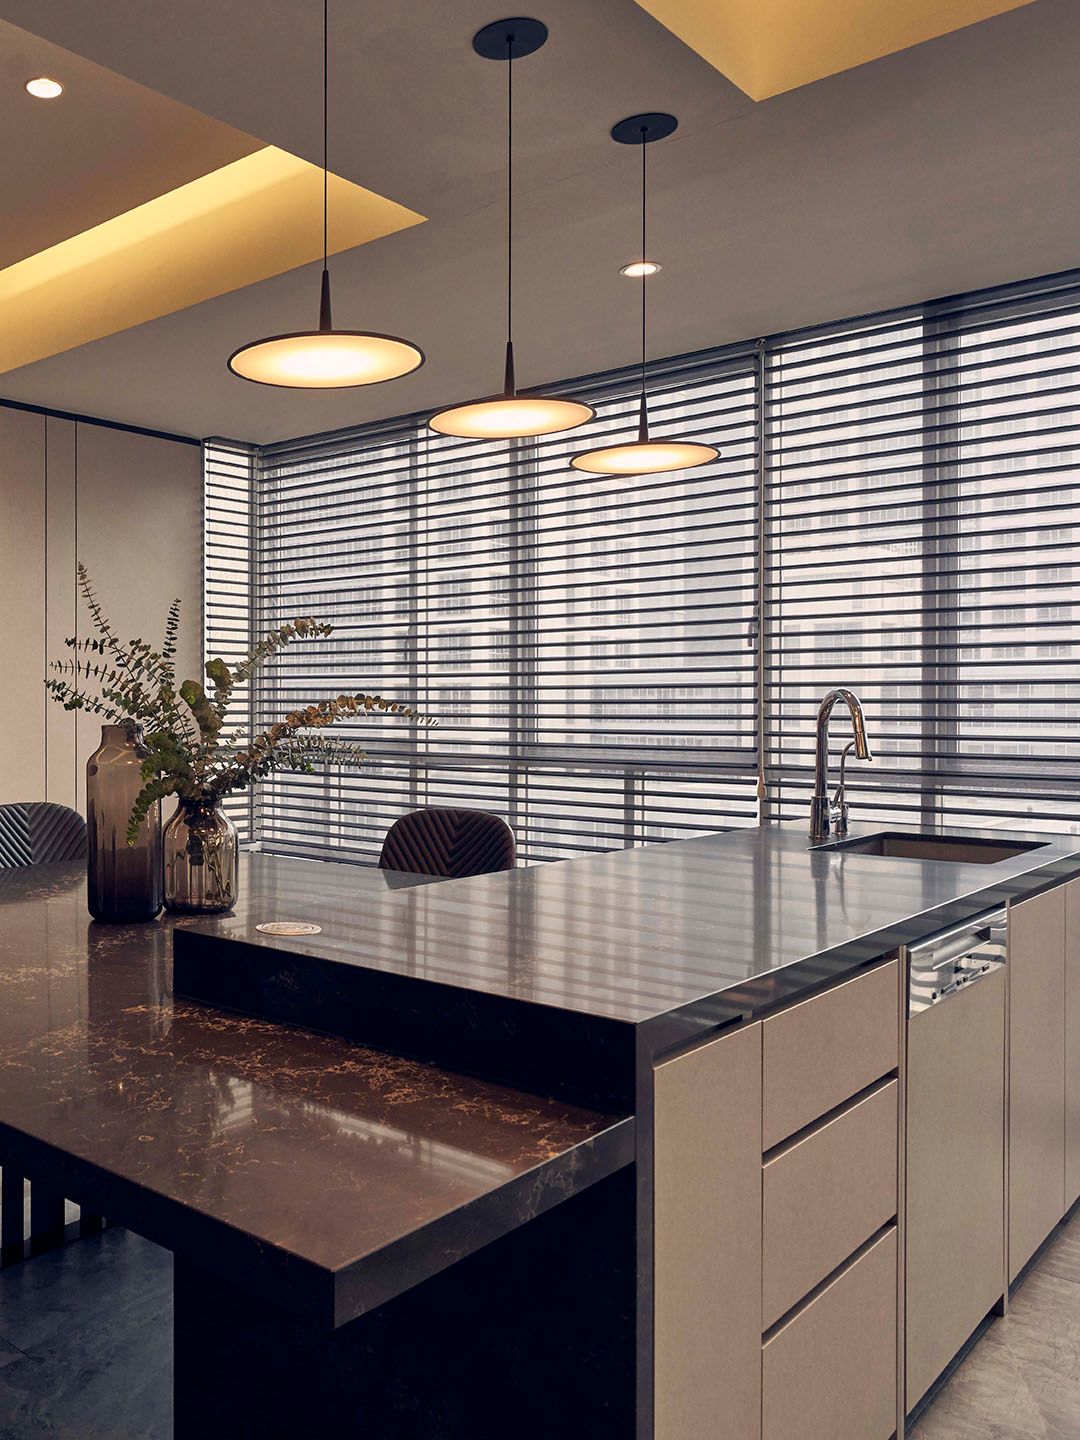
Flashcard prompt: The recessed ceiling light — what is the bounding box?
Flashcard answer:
[620,260,661,278]
[25,76,64,99]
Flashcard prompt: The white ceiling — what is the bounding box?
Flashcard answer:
[0,0,1077,443]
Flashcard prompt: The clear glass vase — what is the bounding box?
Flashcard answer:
[86,723,163,923]
[164,797,238,914]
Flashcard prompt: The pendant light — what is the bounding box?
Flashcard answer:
[228,0,424,389]
[572,114,717,476]
[429,18,593,439]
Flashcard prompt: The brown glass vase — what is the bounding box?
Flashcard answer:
[86,723,163,923]
[163,797,238,914]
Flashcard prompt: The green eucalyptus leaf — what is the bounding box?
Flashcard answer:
[180,679,223,737]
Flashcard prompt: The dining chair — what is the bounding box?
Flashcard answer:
[0,802,87,868]
[379,807,516,878]
[0,801,93,1263]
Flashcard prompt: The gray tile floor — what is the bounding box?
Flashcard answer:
[0,1208,1077,1438]
[910,1206,1080,1440]
[0,1231,171,1440]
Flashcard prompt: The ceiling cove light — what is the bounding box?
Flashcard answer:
[228,0,423,389]
[572,114,717,477]
[25,77,63,99]
[429,18,593,440]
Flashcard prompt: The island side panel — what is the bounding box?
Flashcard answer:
[652,1020,762,1440]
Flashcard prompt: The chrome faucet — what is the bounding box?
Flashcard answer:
[810,688,872,842]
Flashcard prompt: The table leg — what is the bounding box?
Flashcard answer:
[1,1168,24,1265]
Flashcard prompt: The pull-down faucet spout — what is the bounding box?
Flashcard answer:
[810,688,871,843]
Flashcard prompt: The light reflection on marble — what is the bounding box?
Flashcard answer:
[0,861,632,1327]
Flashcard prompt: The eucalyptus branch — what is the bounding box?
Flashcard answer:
[48,572,436,846]
[233,619,333,685]
[77,564,146,690]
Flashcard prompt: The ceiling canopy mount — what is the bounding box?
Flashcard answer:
[472,17,549,61]
[610,111,678,145]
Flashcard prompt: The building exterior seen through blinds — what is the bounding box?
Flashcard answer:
[205,269,1080,865]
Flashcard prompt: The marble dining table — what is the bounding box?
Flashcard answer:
[0,855,635,1437]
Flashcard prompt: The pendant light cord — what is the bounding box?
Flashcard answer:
[318,0,332,329]
[640,129,647,401]
[504,31,516,395]
[323,0,328,275]
[638,126,649,442]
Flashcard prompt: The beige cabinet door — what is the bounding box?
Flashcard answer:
[1066,879,1080,1210]
[653,1022,762,1440]
[1009,885,1066,1281]
[906,967,1005,1410]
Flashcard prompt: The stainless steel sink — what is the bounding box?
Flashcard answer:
[814,831,1048,864]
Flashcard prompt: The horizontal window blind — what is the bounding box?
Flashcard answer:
[203,438,254,843]
[206,267,1080,863]
[240,346,760,864]
[765,275,1080,833]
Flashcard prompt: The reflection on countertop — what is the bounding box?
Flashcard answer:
[0,859,632,1327]
[179,822,1080,1052]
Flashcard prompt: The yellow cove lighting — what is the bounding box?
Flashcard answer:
[0,145,425,375]
[632,0,1037,100]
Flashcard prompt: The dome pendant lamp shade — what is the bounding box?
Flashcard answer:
[571,113,717,477]
[429,19,593,440]
[227,0,423,389]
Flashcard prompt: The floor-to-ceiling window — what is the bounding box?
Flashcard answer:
[207,269,1080,864]
[765,276,1080,832]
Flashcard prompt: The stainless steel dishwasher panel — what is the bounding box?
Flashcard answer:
[905,911,1007,1414]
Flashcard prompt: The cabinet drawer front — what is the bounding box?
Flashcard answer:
[763,1227,897,1440]
[763,1079,897,1329]
[763,960,898,1149]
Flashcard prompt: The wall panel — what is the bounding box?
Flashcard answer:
[44,416,77,810]
[73,424,202,814]
[0,409,45,804]
[0,406,201,815]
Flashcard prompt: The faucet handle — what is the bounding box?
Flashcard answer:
[830,741,856,834]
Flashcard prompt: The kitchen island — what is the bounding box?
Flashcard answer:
[3,823,1080,1437]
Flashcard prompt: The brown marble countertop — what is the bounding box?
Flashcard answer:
[0,861,633,1328]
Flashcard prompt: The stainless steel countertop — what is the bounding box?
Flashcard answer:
[187,820,1080,1049]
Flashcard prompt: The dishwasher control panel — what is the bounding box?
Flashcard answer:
[908,910,1007,1017]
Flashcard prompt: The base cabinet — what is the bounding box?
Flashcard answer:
[906,965,1005,1411]
[1008,885,1066,1281]
[652,962,899,1440]
[649,875,1080,1440]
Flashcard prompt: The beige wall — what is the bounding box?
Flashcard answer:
[0,406,202,810]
